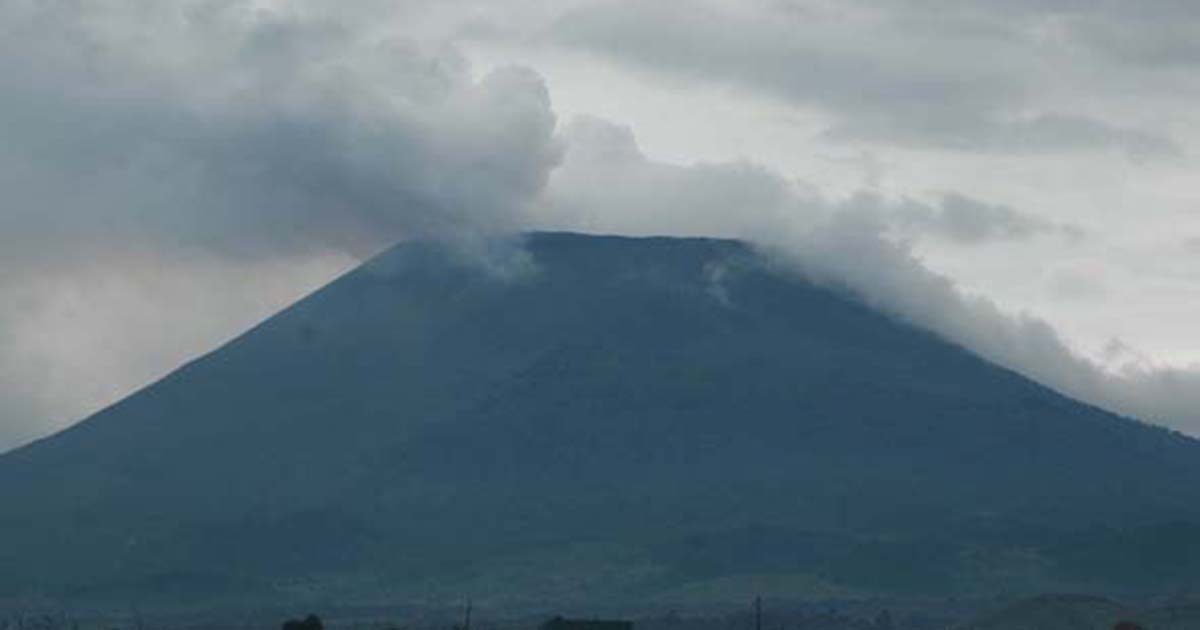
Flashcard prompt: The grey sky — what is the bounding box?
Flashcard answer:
[2,0,1199,447]
[548,0,1184,159]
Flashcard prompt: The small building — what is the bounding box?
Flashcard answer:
[540,616,633,630]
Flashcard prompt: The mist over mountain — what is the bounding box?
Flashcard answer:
[2,232,1199,608]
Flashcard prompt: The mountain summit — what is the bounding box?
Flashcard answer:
[2,232,1199,607]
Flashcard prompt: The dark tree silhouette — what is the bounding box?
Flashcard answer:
[282,614,324,630]
[1113,622,1144,630]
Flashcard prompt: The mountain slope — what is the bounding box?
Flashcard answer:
[2,232,1199,605]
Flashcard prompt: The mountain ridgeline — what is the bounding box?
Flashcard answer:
[1,232,1199,607]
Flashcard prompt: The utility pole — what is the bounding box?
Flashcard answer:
[754,596,762,630]
[463,598,473,630]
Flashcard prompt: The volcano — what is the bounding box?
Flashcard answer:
[2,232,1199,608]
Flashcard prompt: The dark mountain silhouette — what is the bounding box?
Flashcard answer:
[958,594,1132,630]
[2,232,1200,606]
[959,593,1200,630]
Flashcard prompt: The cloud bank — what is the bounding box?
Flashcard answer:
[0,2,559,264]
[890,193,1083,245]
[537,117,1200,435]
[0,1,560,447]
[547,0,1187,160]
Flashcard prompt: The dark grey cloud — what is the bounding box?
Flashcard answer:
[904,0,1200,68]
[0,0,561,447]
[546,0,1183,159]
[891,193,1083,245]
[0,1,560,268]
[823,113,1181,162]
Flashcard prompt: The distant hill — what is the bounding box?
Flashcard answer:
[2,232,1200,608]
[960,594,1133,630]
[960,593,1200,630]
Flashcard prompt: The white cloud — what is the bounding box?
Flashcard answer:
[540,116,1200,435]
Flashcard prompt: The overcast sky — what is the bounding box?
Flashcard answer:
[2,0,1199,449]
